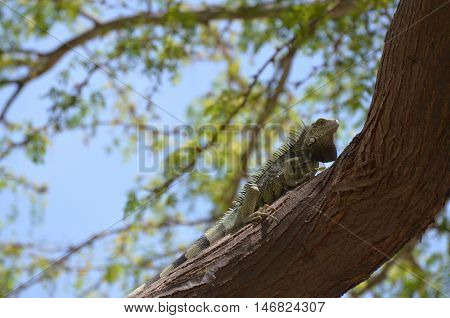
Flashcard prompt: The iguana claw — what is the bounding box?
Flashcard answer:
[244,204,278,224]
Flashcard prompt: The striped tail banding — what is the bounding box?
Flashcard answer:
[154,222,229,281]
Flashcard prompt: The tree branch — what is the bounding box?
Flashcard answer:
[0,1,355,120]
[129,0,449,297]
[4,217,212,297]
[0,82,25,121]
[349,240,418,297]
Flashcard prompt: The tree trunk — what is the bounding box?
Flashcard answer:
[129,0,449,297]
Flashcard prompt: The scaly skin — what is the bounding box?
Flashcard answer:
[129,118,339,295]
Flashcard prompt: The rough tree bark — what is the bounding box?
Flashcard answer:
[129,0,449,297]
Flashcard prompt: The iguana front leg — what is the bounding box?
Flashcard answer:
[238,184,277,225]
[283,157,317,187]
[236,183,260,225]
[244,204,277,224]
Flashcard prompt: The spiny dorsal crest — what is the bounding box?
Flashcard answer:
[229,123,307,209]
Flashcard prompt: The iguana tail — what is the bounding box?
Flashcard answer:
[162,222,228,275]
[144,184,259,286]
[147,215,234,285]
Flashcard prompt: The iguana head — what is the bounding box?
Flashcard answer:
[305,118,339,163]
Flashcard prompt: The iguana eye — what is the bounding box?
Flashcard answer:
[316,119,325,125]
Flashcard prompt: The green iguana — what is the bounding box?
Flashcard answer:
[130,118,339,295]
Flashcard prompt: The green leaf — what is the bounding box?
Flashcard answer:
[124,191,139,217]
[104,264,123,283]
[25,133,49,164]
